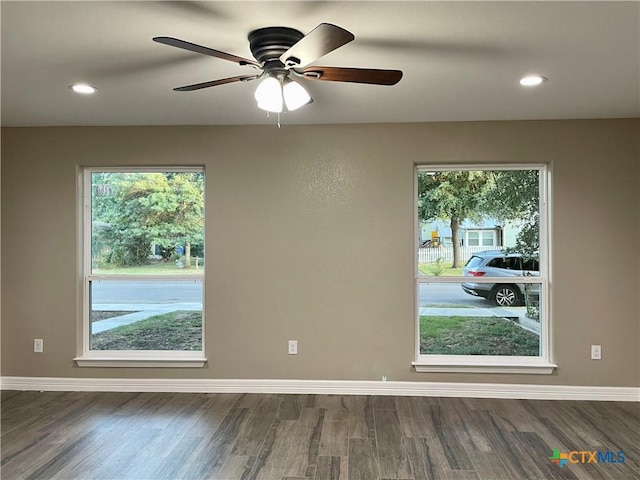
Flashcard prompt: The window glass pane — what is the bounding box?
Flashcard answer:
[418,282,541,356]
[504,257,522,270]
[89,279,203,351]
[417,169,539,274]
[465,256,483,268]
[481,231,494,246]
[467,231,480,246]
[91,172,204,275]
[487,258,504,268]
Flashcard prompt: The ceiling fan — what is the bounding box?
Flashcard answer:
[153,23,403,113]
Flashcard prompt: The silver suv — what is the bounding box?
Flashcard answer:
[461,250,539,306]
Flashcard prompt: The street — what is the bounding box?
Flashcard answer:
[92,279,488,307]
[418,283,492,307]
[91,280,203,304]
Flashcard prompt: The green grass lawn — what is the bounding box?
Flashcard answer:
[418,264,463,276]
[91,311,202,350]
[420,315,539,356]
[93,262,203,275]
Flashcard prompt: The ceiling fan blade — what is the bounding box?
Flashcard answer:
[301,66,403,85]
[174,74,260,91]
[279,23,354,68]
[153,36,261,68]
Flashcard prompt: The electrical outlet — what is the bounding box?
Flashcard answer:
[591,344,601,360]
[288,340,298,355]
[34,338,43,353]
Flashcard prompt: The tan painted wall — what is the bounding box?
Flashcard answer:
[1,120,639,386]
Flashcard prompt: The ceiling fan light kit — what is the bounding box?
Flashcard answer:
[253,77,312,113]
[153,23,402,116]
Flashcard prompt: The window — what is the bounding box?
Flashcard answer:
[414,166,554,374]
[466,230,496,247]
[75,168,206,367]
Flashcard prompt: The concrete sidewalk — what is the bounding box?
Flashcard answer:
[92,303,201,334]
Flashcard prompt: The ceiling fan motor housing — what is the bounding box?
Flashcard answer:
[248,27,304,75]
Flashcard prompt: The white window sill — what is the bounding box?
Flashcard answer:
[413,357,557,374]
[74,355,206,368]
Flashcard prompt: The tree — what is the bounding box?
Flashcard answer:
[417,171,494,268]
[92,172,204,266]
[482,170,539,257]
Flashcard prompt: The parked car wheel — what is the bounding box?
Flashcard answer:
[491,285,520,306]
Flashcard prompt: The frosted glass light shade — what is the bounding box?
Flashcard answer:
[70,83,96,94]
[254,77,283,112]
[519,75,547,86]
[283,80,311,111]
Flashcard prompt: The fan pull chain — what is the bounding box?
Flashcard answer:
[264,111,281,128]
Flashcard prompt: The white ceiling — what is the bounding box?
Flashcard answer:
[1,1,639,126]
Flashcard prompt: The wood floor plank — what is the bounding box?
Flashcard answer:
[348,437,380,480]
[465,451,513,480]
[315,455,346,480]
[513,431,579,480]
[395,396,438,439]
[278,395,305,420]
[315,395,349,423]
[187,407,251,479]
[468,410,543,480]
[437,399,493,456]
[431,405,474,471]
[319,419,349,457]
[373,395,397,410]
[374,408,412,478]
[241,418,279,480]
[439,469,480,479]
[233,394,281,457]
[148,435,205,480]
[404,437,437,480]
[0,430,52,467]
[344,395,375,439]
[17,434,98,480]
[250,408,323,480]
[305,408,325,478]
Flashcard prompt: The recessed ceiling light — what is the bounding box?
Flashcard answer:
[519,75,547,87]
[70,83,97,94]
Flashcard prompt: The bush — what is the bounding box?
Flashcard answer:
[429,257,446,276]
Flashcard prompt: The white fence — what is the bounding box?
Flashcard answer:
[418,246,504,264]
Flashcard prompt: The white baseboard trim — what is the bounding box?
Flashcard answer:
[2,377,638,401]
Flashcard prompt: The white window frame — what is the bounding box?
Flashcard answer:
[413,164,556,374]
[74,167,206,367]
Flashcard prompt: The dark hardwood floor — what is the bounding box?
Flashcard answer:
[1,390,638,479]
